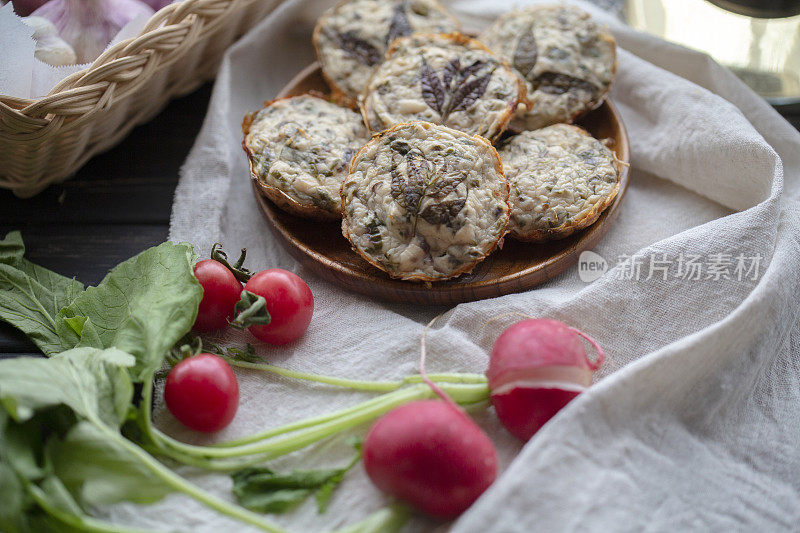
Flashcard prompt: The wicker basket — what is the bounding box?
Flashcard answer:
[0,0,286,197]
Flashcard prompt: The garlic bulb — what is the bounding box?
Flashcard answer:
[32,0,154,64]
[23,15,77,66]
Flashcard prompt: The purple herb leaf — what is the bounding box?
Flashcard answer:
[336,31,382,66]
[442,58,460,89]
[429,162,467,200]
[342,147,355,165]
[448,69,494,113]
[419,58,446,115]
[337,147,356,172]
[389,139,412,155]
[512,28,538,79]
[404,155,428,216]
[419,198,467,226]
[533,72,598,97]
[390,154,409,208]
[459,59,486,81]
[386,1,413,44]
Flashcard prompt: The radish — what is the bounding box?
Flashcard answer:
[362,316,498,519]
[487,318,604,441]
[362,399,498,519]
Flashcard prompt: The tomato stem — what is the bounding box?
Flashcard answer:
[211,243,253,282]
[232,290,271,329]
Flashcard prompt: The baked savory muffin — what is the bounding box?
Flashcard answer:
[242,95,369,220]
[313,0,460,105]
[361,33,525,142]
[341,121,510,281]
[481,4,616,131]
[498,124,620,242]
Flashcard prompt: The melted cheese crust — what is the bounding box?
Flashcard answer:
[314,0,459,102]
[481,4,616,130]
[499,124,619,241]
[244,95,368,217]
[342,121,510,280]
[362,33,523,141]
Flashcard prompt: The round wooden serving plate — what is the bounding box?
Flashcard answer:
[252,63,630,306]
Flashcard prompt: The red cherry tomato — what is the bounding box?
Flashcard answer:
[164,354,239,432]
[193,259,243,331]
[243,269,314,345]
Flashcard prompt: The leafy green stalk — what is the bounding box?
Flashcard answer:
[27,483,152,533]
[207,339,487,393]
[0,349,286,533]
[0,234,487,530]
[141,382,490,467]
[224,356,487,393]
[0,237,282,532]
[334,504,409,533]
[90,424,286,533]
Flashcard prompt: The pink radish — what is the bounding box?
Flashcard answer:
[362,315,498,519]
[362,399,498,519]
[487,318,604,441]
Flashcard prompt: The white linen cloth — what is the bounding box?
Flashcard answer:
[104,0,800,530]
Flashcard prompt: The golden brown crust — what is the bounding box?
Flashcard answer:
[312,11,347,107]
[360,32,525,144]
[340,121,510,282]
[241,97,349,221]
[313,0,460,108]
[578,31,617,118]
[494,74,527,143]
[507,187,617,242]
[506,124,621,243]
[516,30,618,127]
[384,30,478,58]
[312,20,360,109]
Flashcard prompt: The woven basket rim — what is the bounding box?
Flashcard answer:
[0,0,283,197]
[0,0,249,107]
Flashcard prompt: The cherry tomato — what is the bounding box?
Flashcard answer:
[243,269,314,345]
[164,354,239,432]
[193,259,243,331]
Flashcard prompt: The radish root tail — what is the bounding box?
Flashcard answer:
[419,313,463,412]
[568,327,605,371]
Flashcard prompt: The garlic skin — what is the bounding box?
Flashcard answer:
[32,0,154,64]
[23,15,77,66]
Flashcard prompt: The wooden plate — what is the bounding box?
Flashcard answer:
[251,63,630,305]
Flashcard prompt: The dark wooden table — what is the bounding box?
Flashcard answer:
[0,84,213,358]
[1,82,798,359]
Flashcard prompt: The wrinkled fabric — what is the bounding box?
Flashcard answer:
[102,0,800,530]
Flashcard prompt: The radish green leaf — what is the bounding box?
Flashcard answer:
[232,439,362,514]
[0,231,83,355]
[60,242,203,382]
